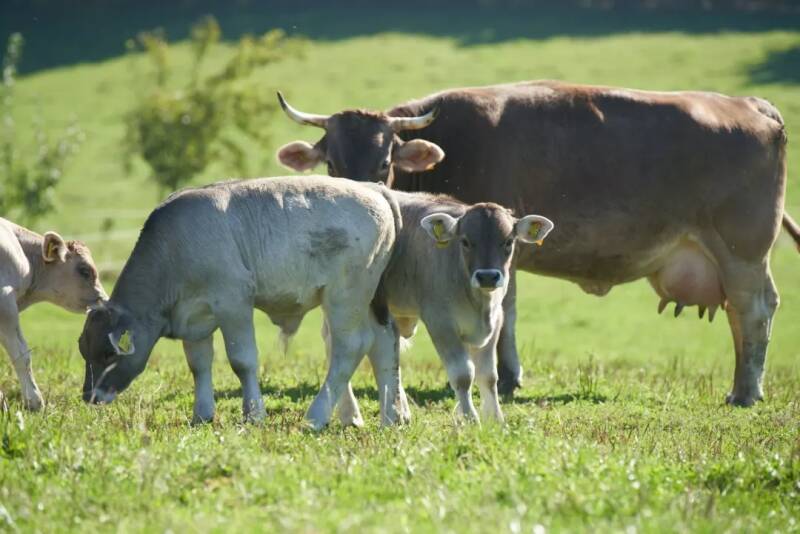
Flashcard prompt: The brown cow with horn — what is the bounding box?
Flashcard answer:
[277,80,799,407]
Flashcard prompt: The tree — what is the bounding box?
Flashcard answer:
[123,16,302,194]
[0,33,82,224]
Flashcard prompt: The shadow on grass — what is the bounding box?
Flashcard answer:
[2,2,800,74]
[210,381,454,405]
[747,45,800,85]
[207,382,607,407]
[510,391,609,405]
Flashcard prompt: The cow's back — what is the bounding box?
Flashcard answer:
[389,81,787,282]
[112,176,397,335]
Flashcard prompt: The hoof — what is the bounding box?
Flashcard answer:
[243,409,267,425]
[725,392,762,407]
[191,412,215,426]
[497,377,521,397]
[341,414,365,428]
[23,394,44,412]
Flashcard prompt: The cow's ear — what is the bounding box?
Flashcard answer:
[108,329,135,356]
[277,141,324,172]
[42,232,68,263]
[515,215,554,246]
[393,139,444,172]
[421,213,459,248]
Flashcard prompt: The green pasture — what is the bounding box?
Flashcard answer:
[1,6,799,533]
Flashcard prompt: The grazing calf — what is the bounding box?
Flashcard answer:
[343,191,553,423]
[78,176,403,428]
[0,217,107,410]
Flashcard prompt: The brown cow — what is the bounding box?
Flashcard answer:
[277,80,800,407]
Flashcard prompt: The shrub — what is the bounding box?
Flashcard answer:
[123,16,302,194]
[0,33,82,224]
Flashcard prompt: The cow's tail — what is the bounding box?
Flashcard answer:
[783,212,800,252]
[370,183,403,327]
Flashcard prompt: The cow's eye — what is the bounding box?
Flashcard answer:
[504,238,515,250]
[461,238,471,249]
[380,159,390,171]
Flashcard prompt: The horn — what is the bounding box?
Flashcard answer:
[276,91,329,129]
[388,107,439,132]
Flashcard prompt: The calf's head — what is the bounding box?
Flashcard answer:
[79,303,145,404]
[421,204,554,293]
[276,92,445,182]
[38,232,107,312]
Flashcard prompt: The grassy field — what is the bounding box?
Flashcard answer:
[2,6,800,533]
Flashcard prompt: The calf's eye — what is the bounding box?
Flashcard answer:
[461,238,471,249]
[78,266,93,280]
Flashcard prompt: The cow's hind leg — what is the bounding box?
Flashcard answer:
[183,335,215,424]
[721,263,779,406]
[497,268,522,396]
[307,301,374,431]
[321,318,364,428]
[0,289,42,411]
[218,308,265,423]
[366,315,406,426]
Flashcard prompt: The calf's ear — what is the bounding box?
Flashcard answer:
[421,213,459,248]
[42,232,68,263]
[277,141,324,172]
[393,139,444,172]
[515,215,554,246]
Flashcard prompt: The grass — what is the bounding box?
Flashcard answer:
[2,6,800,533]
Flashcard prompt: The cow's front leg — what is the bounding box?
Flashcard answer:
[428,322,478,422]
[0,290,43,411]
[183,336,215,424]
[219,309,265,423]
[471,324,504,423]
[497,268,522,396]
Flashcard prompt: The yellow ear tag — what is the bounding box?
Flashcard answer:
[47,241,59,259]
[432,220,449,248]
[529,222,543,246]
[117,331,133,353]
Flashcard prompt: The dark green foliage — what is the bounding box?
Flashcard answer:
[0,33,82,223]
[123,16,302,194]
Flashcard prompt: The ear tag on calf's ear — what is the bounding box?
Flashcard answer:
[432,220,449,248]
[529,221,544,246]
[117,331,133,354]
[47,241,59,259]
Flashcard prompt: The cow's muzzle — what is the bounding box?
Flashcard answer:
[472,269,503,291]
[82,387,117,404]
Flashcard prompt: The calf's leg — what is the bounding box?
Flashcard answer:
[306,317,372,431]
[183,335,215,424]
[428,322,478,421]
[472,325,504,423]
[0,290,42,411]
[367,315,406,426]
[218,310,265,423]
[322,318,364,427]
[497,269,522,396]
